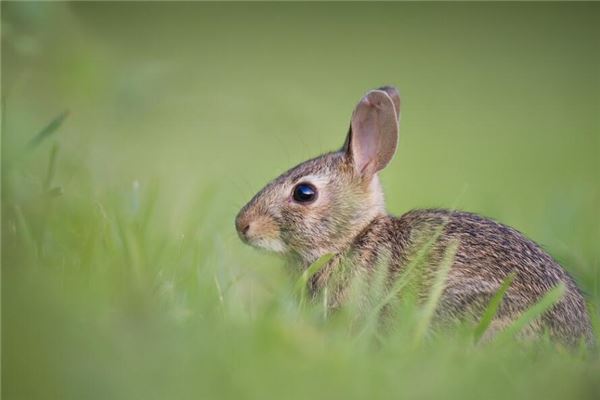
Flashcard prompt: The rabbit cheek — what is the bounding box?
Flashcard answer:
[279,203,333,256]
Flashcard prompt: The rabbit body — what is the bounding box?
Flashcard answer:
[236,87,593,346]
[311,209,593,346]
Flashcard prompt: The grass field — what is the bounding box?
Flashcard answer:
[2,2,600,399]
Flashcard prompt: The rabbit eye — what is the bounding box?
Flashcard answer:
[292,183,317,203]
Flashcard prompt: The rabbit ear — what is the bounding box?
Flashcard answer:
[342,88,400,176]
[377,85,401,121]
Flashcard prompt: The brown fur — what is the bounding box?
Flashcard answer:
[236,87,594,346]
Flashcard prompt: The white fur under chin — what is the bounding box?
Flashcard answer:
[251,237,287,253]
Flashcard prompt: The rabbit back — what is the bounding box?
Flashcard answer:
[314,209,594,346]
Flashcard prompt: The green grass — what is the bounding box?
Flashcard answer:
[2,2,600,400]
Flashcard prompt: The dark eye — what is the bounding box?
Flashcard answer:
[292,183,317,203]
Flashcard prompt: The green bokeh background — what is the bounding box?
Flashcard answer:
[2,2,599,399]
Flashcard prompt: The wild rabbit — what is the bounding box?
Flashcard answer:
[235,86,593,346]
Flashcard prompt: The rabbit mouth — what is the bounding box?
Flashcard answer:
[246,236,287,253]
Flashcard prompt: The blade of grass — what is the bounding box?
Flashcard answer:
[13,205,37,262]
[43,143,60,192]
[494,283,566,344]
[413,239,459,346]
[368,226,446,319]
[350,253,393,339]
[115,212,144,287]
[214,274,225,315]
[137,180,159,233]
[473,272,516,342]
[26,110,69,151]
[354,224,448,341]
[4,110,69,172]
[295,253,334,308]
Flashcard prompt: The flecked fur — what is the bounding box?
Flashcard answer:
[235,87,593,347]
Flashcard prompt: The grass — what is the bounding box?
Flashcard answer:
[2,2,600,400]
[3,98,599,400]
[473,272,516,343]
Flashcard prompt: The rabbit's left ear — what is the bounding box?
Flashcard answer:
[342,87,400,177]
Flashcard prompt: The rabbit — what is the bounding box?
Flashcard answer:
[235,86,593,346]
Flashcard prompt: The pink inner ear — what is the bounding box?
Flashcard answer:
[350,90,399,176]
[353,113,379,174]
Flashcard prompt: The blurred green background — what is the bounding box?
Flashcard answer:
[2,2,599,400]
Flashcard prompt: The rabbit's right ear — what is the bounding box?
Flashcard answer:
[342,88,400,177]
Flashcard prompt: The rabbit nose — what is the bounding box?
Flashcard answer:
[235,215,251,240]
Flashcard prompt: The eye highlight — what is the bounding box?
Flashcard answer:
[292,183,317,203]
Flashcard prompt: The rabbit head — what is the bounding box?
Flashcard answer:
[236,87,401,265]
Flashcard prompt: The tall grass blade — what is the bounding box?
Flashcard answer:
[355,224,448,339]
[413,239,459,346]
[473,272,516,342]
[371,229,444,317]
[26,110,69,151]
[351,254,392,340]
[13,205,37,261]
[494,283,566,344]
[295,253,334,308]
[43,143,60,192]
